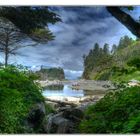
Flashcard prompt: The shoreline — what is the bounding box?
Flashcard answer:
[36,79,115,91]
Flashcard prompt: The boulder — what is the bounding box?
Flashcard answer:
[27,102,46,130]
[62,108,84,122]
[102,84,110,88]
[45,101,60,109]
[44,112,74,133]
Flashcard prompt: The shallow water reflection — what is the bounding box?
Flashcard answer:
[43,84,84,97]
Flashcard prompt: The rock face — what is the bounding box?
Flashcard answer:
[43,107,84,134]
[44,113,73,133]
[26,102,46,132]
[43,97,99,134]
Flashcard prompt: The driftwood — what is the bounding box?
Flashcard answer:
[45,98,77,107]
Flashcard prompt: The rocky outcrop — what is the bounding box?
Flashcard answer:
[43,99,97,134]
[44,113,73,133]
[25,102,46,132]
[36,67,65,81]
[43,107,84,134]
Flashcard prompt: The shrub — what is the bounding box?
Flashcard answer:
[127,57,140,70]
[0,66,44,133]
[79,86,140,134]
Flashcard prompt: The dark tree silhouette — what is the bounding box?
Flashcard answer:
[0,7,61,43]
[107,7,140,38]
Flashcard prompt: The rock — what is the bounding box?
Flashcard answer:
[43,107,85,133]
[27,102,46,130]
[102,84,110,88]
[45,101,60,109]
[57,105,71,112]
[128,79,140,87]
[43,113,55,133]
[79,95,95,103]
[44,112,74,133]
[63,108,84,122]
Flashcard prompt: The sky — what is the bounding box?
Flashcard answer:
[0,6,139,79]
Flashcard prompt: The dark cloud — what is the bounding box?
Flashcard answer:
[1,6,136,76]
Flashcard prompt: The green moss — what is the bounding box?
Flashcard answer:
[45,104,55,115]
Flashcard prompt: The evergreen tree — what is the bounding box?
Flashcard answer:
[103,43,109,54]
[111,44,117,53]
[118,35,133,50]
[0,6,61,43]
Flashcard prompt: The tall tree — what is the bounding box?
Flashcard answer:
[103,43,109,54]
[0,18,35,67]
[111,44,117,53]
[118,35,133,50]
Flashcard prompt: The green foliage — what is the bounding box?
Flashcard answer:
[127,6,134,11]
[79,86,140,134]
[95,69,112,80]
[45,104,55,115]
[117,35,133,50]
[36,67,65,80]
[0,66,44,133]
[83,43,112,79]
[0,7,61,43]
[127,57,140,70]
[83,35,140,82]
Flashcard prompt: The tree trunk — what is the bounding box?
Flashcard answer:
[5,32,9,67]
[106,7,140,38]
[5,48,8,67]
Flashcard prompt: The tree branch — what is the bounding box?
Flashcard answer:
[106,7,140,38]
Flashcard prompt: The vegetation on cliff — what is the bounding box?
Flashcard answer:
[80,35,140,134]
[36,67,65,80]
[83,35,140,82]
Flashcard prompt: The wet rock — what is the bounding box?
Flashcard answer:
[45,101,60,109]
[63,108,84,122]
[57,105,71,112]
[44,112,74,133]
[102,84,110,88]
[26,102,46,131]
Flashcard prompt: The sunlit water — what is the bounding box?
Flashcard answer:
[43,85,85,97]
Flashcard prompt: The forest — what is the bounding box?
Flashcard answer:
[83,35,140,82]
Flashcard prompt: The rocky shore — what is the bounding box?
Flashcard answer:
[36,79,115,133]
[43,95,103,133]
[36,79,115,91]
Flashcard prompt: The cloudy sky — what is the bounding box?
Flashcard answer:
[0,6,139,79]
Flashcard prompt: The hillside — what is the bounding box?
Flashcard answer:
[83,36,140,82]
[36,67,65,80]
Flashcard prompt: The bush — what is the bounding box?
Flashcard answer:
[79,86,140,134]
[127,57,140,70]
[0,66,44,133]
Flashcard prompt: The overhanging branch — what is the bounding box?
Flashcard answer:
[106,7,140,38]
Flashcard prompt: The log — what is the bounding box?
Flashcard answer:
[45,98,77,107]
